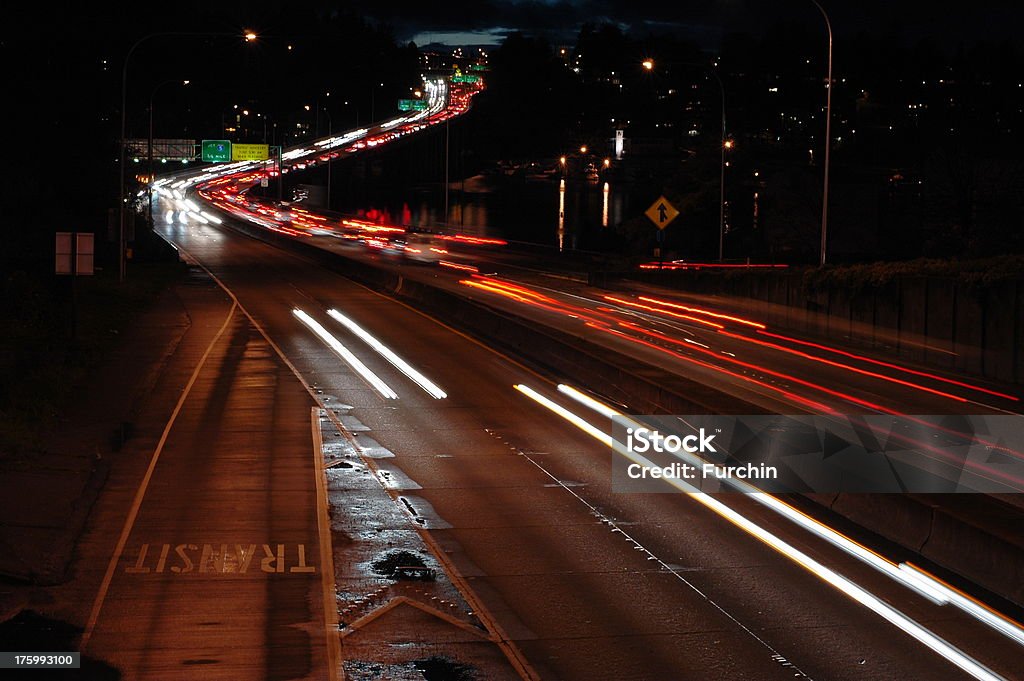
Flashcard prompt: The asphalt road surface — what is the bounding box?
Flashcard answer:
[136,207,1023,680]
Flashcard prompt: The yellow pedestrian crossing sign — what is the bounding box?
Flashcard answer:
[645,196,679,230]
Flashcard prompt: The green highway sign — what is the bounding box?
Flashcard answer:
[451,74,480,84]
[397,99,428,112]
[201,140,231,163]
[469,64,488,71]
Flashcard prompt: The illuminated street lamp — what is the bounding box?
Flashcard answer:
[721,137,737,258]
[640,58,729,259]
[579,145,588,154]
[118,30,256,281]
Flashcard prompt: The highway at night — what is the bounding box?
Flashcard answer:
[7,11,1024,677]
[141,201,1019,680]
[111,74,1024,679]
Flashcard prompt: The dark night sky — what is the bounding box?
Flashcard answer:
[10,1,1024,52]
[340,0,1024,49]
[3,0,1022,260]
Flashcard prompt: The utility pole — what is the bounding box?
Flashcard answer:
[444,119,450,227]
[277,146,283,202]
[118,30,256,282]
[811,0,834,266]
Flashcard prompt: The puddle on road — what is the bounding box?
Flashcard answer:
[374,463,422,491]
[396,495,453,530]
[315,402,526,680]
[344,657,476,681]
[371,550,430,578]
[348,434,396,459]
[318,410,469,624]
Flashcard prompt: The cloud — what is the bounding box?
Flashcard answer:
[349,0,723,43]
[345,0,1024,49]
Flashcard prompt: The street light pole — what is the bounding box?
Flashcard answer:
[118,35,152,283]
[118,30,256,282]
[369,81,384,124]
[277,146,284,202]
[810,0,833,266]
[709,70,727,262]
[148,79,189,229]
[444,118,450,227]
[653,59,729,261]
[322,107,332,209]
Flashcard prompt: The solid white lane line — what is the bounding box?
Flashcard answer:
[310,409,343,680]
[169,222,536,681]
[294,308,397,399]
[327,308,446,399]
[81,301,238,652]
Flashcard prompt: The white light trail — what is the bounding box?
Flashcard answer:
[557,384,620,419]
[293,309,398,399]
[899,563,1024,647]
[518,382,1010,681]
[514,384,611,446]
[560,384,1024,651]
[327,309,446,399]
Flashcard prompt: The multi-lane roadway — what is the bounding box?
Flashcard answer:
[106,73,1024,679]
